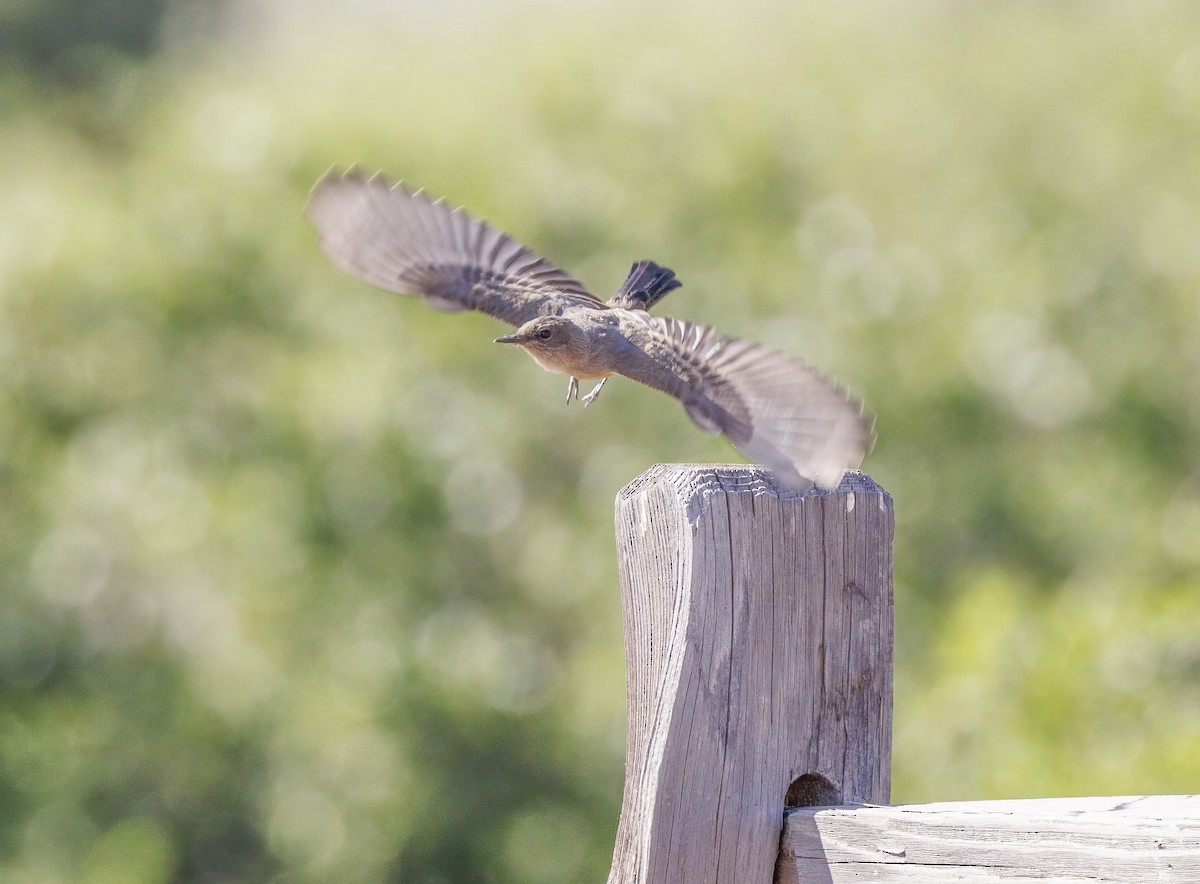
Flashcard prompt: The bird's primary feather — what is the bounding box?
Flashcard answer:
[305,167,605,326]
[613,313,873,489]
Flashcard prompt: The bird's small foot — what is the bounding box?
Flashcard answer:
[581,378,607,408]
[566,376,579,405]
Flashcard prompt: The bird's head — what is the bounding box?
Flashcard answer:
[494,315,578,353]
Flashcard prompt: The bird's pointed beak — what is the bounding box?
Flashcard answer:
[494,333,524,344]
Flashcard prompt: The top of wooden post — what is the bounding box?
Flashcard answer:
[619,461,889,497]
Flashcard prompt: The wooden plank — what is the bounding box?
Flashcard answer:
[608,465,894,884]
[776,795,1200,883]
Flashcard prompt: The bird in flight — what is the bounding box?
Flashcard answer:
[305,168,872,489]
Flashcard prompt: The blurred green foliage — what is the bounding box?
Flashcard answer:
[2,1,1200,881]
[1,0,169,73]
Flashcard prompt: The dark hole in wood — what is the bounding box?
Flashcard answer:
[785,773,841,808]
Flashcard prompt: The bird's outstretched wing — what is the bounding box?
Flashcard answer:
[616,314,873,489]
[305,168,606,326]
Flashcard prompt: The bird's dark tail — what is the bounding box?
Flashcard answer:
[607,260,682,311]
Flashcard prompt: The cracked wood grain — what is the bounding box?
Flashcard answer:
[607,465,894,884]
[776,795,1200,883]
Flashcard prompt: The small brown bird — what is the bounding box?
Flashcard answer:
[305,168,872,489]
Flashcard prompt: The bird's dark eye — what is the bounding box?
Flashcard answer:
[537,328,553,340]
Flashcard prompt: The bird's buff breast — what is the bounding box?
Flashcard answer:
[525,347,612,380]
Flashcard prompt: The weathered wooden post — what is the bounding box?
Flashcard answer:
[608,464,893,884]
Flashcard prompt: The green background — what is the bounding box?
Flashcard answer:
[2,1,1199,881]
